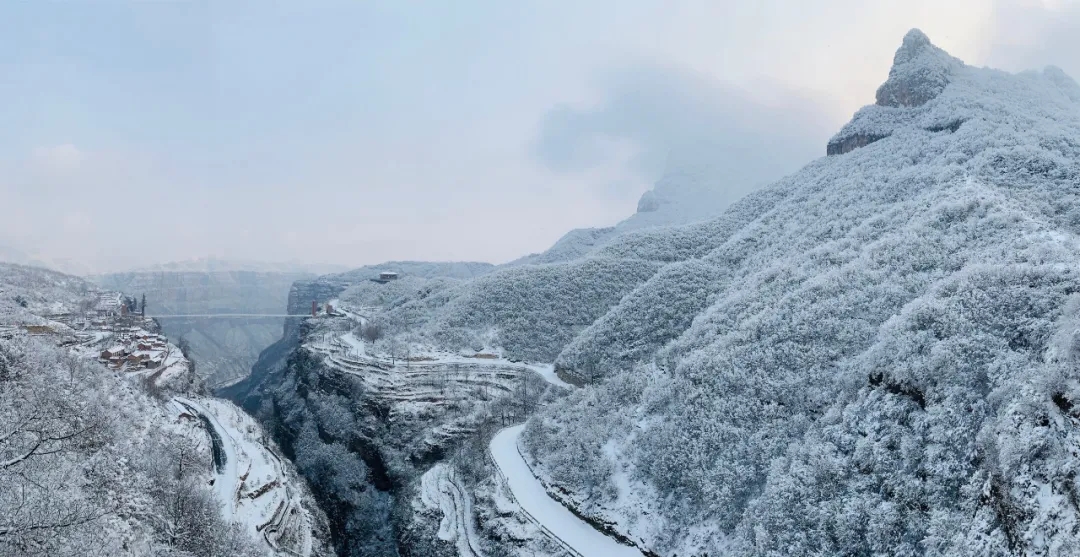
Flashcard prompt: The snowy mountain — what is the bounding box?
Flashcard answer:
[0,263,332,556]
[123,257,349,275]
[519,29,1080,556]
[222,27,1080,557]
[246,28,1080,556]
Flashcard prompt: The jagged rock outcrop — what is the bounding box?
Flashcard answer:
[874,28,961,108]
[825,132,891,156]
[828,28,963,156]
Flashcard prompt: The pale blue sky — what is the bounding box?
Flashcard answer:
[2,0,1078,273]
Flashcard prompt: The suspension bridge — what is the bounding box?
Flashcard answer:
[147,313,311,318]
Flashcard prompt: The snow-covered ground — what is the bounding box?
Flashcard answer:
[173,396,315,557]
[528,363,572,389]
[339,331,366,357]
[418,463,485,557]
[312,324,571,389]
[306,324,571,423]
[490,425,644,557]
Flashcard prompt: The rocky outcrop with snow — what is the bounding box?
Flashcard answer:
[875,28,961,108]
[232,298,577,556]
[827,28,965,156]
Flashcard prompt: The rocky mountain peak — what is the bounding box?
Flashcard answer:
[875,28,962,108]
[892,28,933,65]
[827,30,971,155]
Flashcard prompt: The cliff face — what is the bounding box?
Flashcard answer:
[229,317,536,556]
[826,131,890,155]
[287,278,348,318]
[230,267,562,556]
[229,321,399,557]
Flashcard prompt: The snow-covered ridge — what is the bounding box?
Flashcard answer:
[302,310,569,439]
[829,27,1079,156]
[518,29,1080,557]
[241,28,1080,557]
[311,29,1080,557]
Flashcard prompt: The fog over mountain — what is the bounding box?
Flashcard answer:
[218,28,1080,557]
[8,3,1080,557]
[11,1,1080,273]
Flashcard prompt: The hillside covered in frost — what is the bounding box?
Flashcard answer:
[521,30,1080,556]
[0,264,331,556]
[335,29,1080,555]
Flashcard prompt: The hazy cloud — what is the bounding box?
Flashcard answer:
[0,1,1076,274]
[985,1,1080,79]
[29,144,85,173]
[534,64,835,197]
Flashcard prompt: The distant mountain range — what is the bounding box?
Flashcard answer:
[119,256,350,275]
[0,248,350,277]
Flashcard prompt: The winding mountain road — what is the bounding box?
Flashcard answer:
[173,396,314,556]
[490,424,644,557]
[315,315,630,554]
[174,397,239,513]
[420,463,485,557]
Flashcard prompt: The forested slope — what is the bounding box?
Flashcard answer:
[520,30,1080,556]
[241,28,1080,557]
[342,257,661,362]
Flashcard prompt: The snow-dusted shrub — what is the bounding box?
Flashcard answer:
[0,333,261,556]
[428,257,661,361]
[556,259,727,381]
